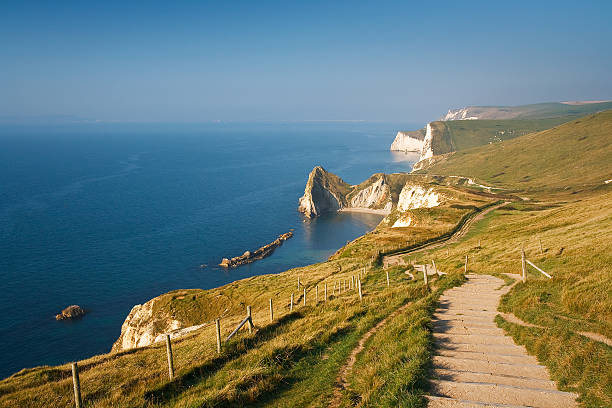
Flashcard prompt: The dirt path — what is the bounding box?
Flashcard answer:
[427,274,579,407]
[383,201,509,268]
[328,300,415,408]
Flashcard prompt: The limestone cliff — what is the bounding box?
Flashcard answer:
[396,183,442,211]
[112,289,225,351]
[298,166,351,217]
[348,175,392,211]
[298,168,395,218]
[390,129,425,152]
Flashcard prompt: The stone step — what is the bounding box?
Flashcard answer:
[430,379,579,408]
[434,310,499,318]
[426,395,530,407]
[433,356,550,379]
[437,350,539,365]
[434,342,529,356]
[433,333,512,347]
[432,368,557,390]
[433,326,506,336]
[432,319,499,329]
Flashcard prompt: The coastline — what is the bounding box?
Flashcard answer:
[338,207,391,215]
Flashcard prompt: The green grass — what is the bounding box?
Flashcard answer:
[421,110,612,194]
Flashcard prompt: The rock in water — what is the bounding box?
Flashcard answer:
[56,305,86,320]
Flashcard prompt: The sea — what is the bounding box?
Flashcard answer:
[0,121,421,379]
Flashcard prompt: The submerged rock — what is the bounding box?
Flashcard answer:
[56,305,86,320]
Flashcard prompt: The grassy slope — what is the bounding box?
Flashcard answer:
[413,110,612,407]
[422,110,612,194]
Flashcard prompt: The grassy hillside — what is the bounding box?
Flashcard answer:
[434,117,575,152]
[444,101,612,120]
[421,110,612,193]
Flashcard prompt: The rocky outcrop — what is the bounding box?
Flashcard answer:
[392,214,413,228]
[219,231,293,268]
[441,107,480,121]
[56,305,86,320]
[349,176,391,209]
[112,297,181,351]
[112,289,219,351]
[397,183,442,211]
[298,166,351,217]
[390,129,425,152]
[298,168,398,218]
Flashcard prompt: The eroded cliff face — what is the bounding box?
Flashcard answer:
[397,183,441,211]
[390,130,425,152]
[298,168,396,218]
[297,166,351,218]
[112,298,182,351]
[112,289,222,352]
[349,176,391,210]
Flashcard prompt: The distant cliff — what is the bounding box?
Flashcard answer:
[298,167,446,218]
[389,129,425,152]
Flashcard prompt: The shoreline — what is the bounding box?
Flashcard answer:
[338,207,391,215]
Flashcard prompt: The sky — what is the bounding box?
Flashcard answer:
[1,0,611,123]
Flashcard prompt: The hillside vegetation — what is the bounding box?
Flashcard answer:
[421,110,612,194]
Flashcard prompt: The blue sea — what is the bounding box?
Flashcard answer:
[0,121,421,379]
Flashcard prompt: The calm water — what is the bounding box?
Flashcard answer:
[0,121,421,378]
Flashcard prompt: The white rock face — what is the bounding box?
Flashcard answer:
[390,131,424,152]
[397,184,441,211]
[420,123,434,161]
[112,298,182,351]
[153,323,206,344]
[442,107,479,121]
[350,177,391,209]
[392,214,412,228]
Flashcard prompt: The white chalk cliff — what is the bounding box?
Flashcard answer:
[349,176,391,209]
[390,130,425,152]
[112,298,182,351]
[397,184,441,211]
[442,107,479,121]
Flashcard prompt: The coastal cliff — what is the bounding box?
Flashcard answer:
[112,289,225,351]
[297,166,351,217]
[298,168,450,219]
[389,129,425,152]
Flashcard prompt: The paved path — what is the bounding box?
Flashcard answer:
[427,274,579,408]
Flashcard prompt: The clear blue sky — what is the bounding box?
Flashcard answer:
[1,0,611,122]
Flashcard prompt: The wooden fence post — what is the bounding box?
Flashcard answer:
[351,276,354,290]
[269,299,273,322]
[297,276,300,289]
[478,239,481,248]
[521,248,526,283]
[325,283,328,301]
[464,255,468,273]
[316,285,319,303]
[247,306,253,333]
[215,318,222,354]
[423,266,428,286]
[290,293,294,311]
[165,334,174,380]
[386,270,390,287]
[432,259,437,276]
[539,238,543,255]
[358,279,363,301]
[71,362,82,408]
[303,288,306,306]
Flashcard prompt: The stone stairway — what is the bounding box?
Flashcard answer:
[427,274,579,408]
